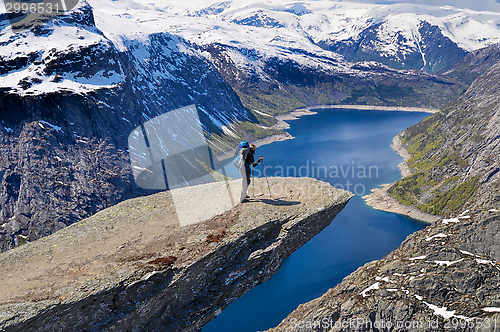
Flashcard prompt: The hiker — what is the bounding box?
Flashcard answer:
[239,143,263,202]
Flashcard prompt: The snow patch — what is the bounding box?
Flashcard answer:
[423,301,456,320]
[409,273,425,281]
[360,282,380,297]
[442,217,460,224]
[434,259,463,267]
[459,209,470,216]
[459,250,479,257]
[409,255,427,261]
[476,258,495,265]
[483,307,500,313]
[375,276,394,283]
[253,109,273,117]
[425,233,448,241]
[39,121,63,132]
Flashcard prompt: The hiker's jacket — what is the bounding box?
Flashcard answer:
[241,148,261,171]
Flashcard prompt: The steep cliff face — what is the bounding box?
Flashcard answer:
[0,1,257,252]
[0,177,353,332]
[0,0,476,253]
[269,210,500,332]
[387,59,500,216]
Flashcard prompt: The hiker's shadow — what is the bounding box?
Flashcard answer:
[255,197,301,206]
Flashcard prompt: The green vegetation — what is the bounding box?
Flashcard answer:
[342,85,417,105]
[237,121,282,139]
[438,151,468,168]
[386,98,486,216]
[418,177,479,216]
[234,81,346,117]
[387,173,438,206]
[236,87,306,116]
[17,235,28,246]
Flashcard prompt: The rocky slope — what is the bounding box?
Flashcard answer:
[269,209,500,332]
[0,177,353,331]
[387,58,500,217]
[441,45,500,86]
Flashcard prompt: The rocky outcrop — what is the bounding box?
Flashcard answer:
[442,45,500,86]
[387,59,500,217]
[269,209,500,332]
[0,177,353,331]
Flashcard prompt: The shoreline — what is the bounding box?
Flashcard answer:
[362,135,441,224]
[243,103,439,158]
[218,104,442,224]
[294,104,440,114]
[217,104,438,160]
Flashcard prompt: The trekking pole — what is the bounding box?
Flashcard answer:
[252,167,255,198]
[262,160,272,198]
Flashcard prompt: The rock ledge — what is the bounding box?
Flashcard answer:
[0,177,352,332]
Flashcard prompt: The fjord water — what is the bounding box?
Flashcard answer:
[203,109,430,332]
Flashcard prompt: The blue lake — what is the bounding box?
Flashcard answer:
[203,108,430,332]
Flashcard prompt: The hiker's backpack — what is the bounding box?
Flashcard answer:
[233,141,250,169]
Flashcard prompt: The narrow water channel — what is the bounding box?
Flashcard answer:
[203,108,430,332]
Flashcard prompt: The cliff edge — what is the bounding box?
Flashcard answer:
[0,177,352,331]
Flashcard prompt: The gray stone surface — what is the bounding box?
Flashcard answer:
[0,177,353,332]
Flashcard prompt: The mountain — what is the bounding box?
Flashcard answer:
[441,44,500,85]
[387,58,500,216]
[267,48,500,332]
[134,0,500,117]
[0,0,258,252]
[160,1,500,73]
[0,178,353,331]
[269,210,500,332]
[0,0,499,252]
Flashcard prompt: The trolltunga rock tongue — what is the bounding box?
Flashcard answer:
[0,177,352,332]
